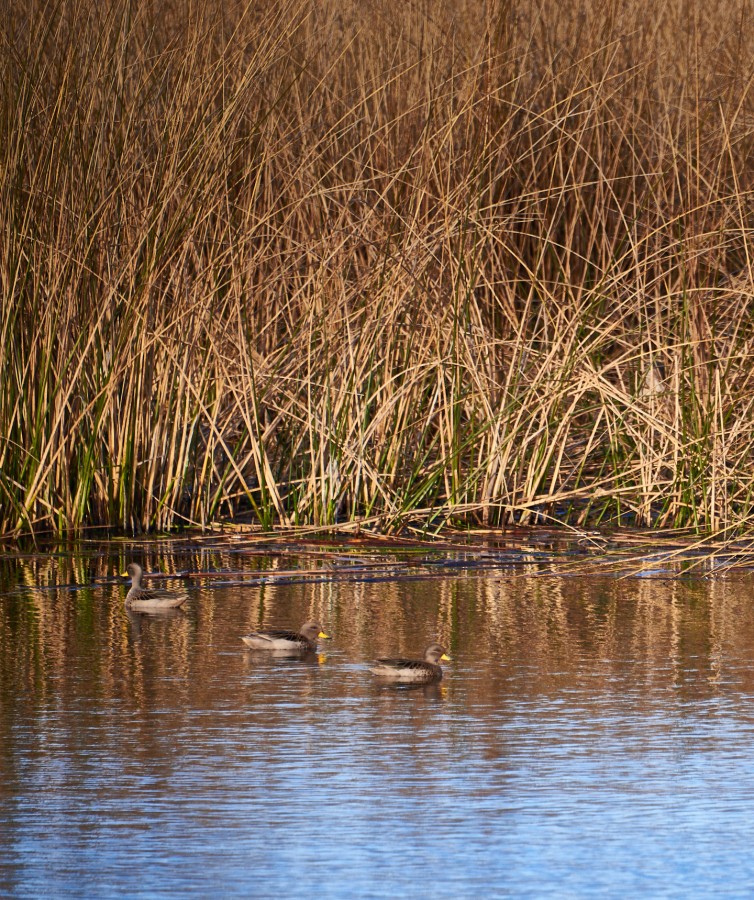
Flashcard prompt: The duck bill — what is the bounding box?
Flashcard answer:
[318,631,330,640]
[440,653,451,661]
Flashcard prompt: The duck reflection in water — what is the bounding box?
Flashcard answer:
[373,680,447,701]
[242,647,329,668]
[126,607,185,640]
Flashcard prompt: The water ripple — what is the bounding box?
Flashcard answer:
[3,562,754,897]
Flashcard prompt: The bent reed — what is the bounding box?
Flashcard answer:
[3,0,754,537]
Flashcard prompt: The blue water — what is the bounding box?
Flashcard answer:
[2,547,754,897]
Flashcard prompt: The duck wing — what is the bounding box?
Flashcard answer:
[255,628,303,642]
[127,587,188,607]
[374,657,427,670]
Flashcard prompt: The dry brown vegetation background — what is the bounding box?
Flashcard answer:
[3,0,754,536]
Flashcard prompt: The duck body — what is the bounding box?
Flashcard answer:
[241,621,328,652]
[369,643,450,683]
[122,562,188,611]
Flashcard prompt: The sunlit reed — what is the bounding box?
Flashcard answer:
[3,0,754,536]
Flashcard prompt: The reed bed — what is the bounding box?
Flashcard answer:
[3,0,754,537]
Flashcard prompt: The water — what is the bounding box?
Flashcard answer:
[3,544,754,897]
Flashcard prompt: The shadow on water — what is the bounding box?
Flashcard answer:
[2,540,754,897]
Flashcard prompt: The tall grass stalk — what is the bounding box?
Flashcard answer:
[3,0,754,536]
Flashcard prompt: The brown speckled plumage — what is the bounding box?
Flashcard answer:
[241,621,329,651]
[368,643,450,683]
[123,562,188,611]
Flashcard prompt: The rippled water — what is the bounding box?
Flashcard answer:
[3,544,754,897]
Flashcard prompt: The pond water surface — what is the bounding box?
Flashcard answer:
[2,541,754,897]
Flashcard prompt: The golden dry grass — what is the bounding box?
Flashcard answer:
[3,0,754,536]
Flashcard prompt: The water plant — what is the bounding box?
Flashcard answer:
[3,0,754,537]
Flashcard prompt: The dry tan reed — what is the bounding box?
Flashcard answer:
[3,0,754,536]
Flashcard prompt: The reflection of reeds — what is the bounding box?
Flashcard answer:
[4,0,754,536]
[5,547,754,717]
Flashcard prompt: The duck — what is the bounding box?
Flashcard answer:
[121,562,189,611]
[241,621,329,652]
[368,643,450,683]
